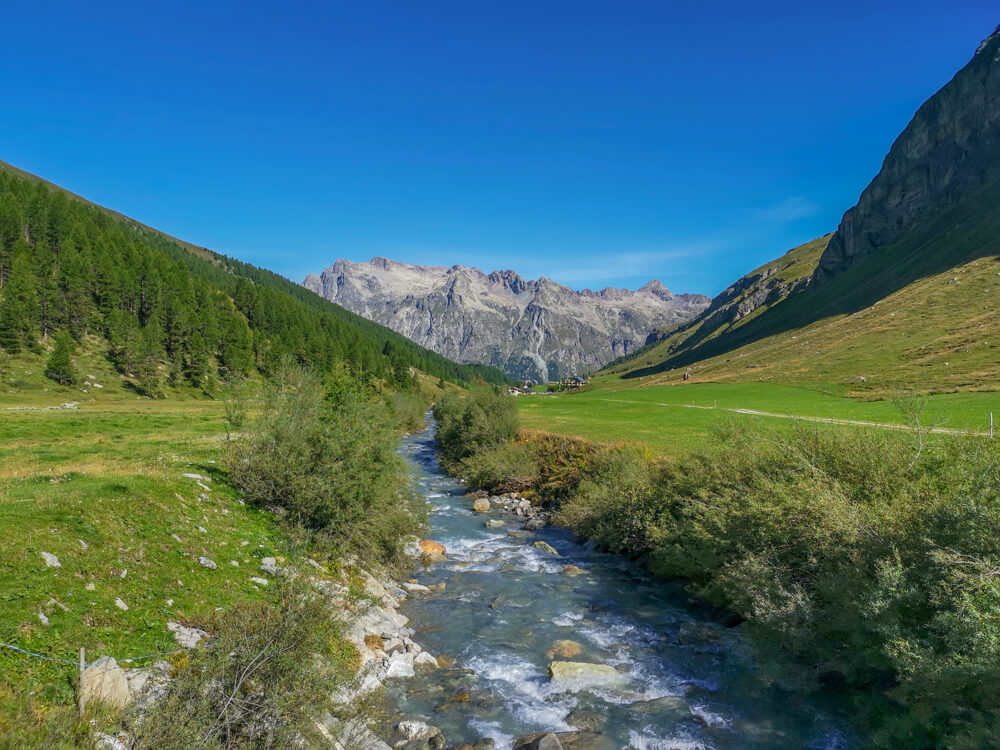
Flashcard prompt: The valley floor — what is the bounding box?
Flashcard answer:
[518,379,1000,455]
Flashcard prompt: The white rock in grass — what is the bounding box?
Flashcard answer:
[80,656,130,709]
[167,621,208,648]
[40,551,61,568]
[250,576,269,586]
[198,556,217,569]
[114,598,128,611]
[38,610,50,626]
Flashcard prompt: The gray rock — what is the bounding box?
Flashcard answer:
[81,656,130,709]
[513,733,563,750]
[260,557,280,575]
[485,519,506,528]
[524,515,548,531]
[167,621,208,648]
[198,556,217,569]
[817,27,1000,281]
[40,551,60,568]
[547,661,625,690]
[303,259,709,381]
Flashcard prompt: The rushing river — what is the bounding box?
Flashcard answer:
[387,420,853,749]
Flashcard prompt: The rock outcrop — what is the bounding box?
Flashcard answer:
[817,26,1000,280]
[303,259,709,381]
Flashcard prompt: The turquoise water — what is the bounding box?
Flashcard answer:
[387,420,853,749]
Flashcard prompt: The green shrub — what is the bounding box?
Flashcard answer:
[460,441,540,493]
[433,388,517,465]
[386,391,428,433]
[224,363,421,566]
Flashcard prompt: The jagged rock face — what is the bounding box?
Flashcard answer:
[303,259,709,381]
[818,25,1000,279]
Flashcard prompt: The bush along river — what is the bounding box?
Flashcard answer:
[386,420,855,749]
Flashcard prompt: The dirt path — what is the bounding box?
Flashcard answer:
[599,398,991,437]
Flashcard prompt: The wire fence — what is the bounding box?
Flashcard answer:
[0,641,185,668]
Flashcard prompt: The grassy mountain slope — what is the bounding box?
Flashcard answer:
[0,160,509,389]
[602,28,1000,396]
[605,177,1000,395]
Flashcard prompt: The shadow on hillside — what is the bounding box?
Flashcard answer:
[624,181,1000,379]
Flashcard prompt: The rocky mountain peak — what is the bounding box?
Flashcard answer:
[818,25,1000,280]
[303,258,710,381]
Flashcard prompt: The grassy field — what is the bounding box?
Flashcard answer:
[518,379,1000,455]
[0,352,314,738]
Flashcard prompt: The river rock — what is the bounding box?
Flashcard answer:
[628,694,690,720]
[507,530,531,539]
[545,639,582,659]
[547,661,625,690]
[533,541,559,556]
[513,734,563,750]
[395,720,446,749]
[419,540,446,556]
[403,582,431,593]
[472,498,491,512]
[677,621,721,646]
[414,651,439,669]
[515,732,614,750]
[385,651,416,678]
[81,656,130,709]
[485,519,506,528]
[524,515,548,530]
[561,565,583,576]
[564,709,606,732]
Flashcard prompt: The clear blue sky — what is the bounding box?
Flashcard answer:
[2,1,995,296]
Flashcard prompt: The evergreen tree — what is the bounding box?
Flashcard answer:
[44,331,78,385]
[0,245,39,353]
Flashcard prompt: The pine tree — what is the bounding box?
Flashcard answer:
[44,331,78,385]
[0,245,39,353]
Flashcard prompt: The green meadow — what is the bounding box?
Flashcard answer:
[518,379,1000,455]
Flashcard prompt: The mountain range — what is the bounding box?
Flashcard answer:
[303,259,709,382]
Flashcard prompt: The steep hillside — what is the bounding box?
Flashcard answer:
[604,27,1000,395]
[304,257,709,381]
[0,161,508,390]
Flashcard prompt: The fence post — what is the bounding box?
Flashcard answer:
[990,412,994,438]
[78,647,85,718]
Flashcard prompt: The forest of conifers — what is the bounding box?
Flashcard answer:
[0,164,508,394]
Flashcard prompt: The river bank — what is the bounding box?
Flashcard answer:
[377,419,853,749]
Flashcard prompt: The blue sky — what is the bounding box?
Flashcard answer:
[2,1,995,296]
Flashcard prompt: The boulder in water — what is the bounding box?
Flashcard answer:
[514,733,563,750]
[419,540,446,556]
[472,497,491,512]
[546,639,582,659]
[561,565,583,576]
[547,661,625,690]
[628,694,690,720]
[533,541,559,556]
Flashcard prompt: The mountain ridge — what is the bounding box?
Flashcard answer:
[304,257,709,381]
